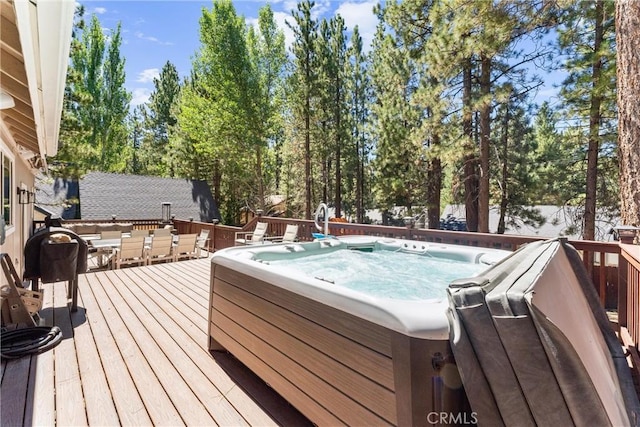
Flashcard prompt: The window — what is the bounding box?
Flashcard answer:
[2,152,12,226]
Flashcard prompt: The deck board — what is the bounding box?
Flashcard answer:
[71,290,121,426]
[116,267,284,426]
[52,279,87,426]
[1,257,310,426]
[27,280,55,426]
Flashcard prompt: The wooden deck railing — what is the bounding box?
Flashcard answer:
[36,216,637,355]
[620,244,640,351]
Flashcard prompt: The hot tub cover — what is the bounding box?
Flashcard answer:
[447,238,640,426]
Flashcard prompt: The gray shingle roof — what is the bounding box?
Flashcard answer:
[36,172,219,222]
[34,173,79,218]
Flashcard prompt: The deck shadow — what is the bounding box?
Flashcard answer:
[210,350,312,427]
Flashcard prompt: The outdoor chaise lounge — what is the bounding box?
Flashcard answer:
[266,224,299,243]
[235,221,268,245]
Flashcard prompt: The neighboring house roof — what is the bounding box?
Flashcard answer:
[34,173,79,219]
[36,172,220,222]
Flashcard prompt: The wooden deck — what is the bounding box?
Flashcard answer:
[1,257,311,426]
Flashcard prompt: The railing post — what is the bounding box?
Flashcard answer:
[212,219,219,252]
[616,226,639,245]
[615,226,638,330]
[619,246,628,329]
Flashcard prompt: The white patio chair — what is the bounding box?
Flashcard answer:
[235,222,268,245]
[281,224,299,243]
[196,229,210,257]
[266,224,299,243]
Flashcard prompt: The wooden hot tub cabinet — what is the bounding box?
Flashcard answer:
[208,263,469,426]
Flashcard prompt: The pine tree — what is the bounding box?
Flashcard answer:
[370,5,425,219]
[287,0,319,219]
[345,26,371,223]
[558,0,617,239]
[140,61,181,176]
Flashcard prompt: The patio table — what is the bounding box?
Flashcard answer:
[88,238,122,268]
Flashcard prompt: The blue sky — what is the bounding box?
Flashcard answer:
[80,0,379,107]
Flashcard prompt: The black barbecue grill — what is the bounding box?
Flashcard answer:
[24,227,88,311]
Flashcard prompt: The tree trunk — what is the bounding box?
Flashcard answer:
[497,100,510,235]
[335,83,342,218]
[616,0,640,227]
[478,54,491,234]
[322,121,328,206]
[212,160,221,216]
[427,135,442,230]
[256,144,265,211]
[335,145,342,218]
[305,97,312,220]
[462,60,479,232]
[584,0,604,240]
[355,125,362,222]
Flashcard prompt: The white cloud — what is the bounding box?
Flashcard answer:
[335,0,378,51]
[93,7,107,14]
[137,68,160,83]
[131,88,151,107]
[135,31,174,46]
[282,0,298,14]
[246,17,259,31]
[313,0,332,19]
[275,1,378,52]
[273,11,296,52]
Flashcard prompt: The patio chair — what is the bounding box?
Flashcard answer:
[173,234,199,262]
[130,229,149,238]
[112,236,146,269]
[100,230,122,240]
[281,224,299,243]
[91,231,121,267]
[265,224,299,243]
[146,235,174,265]
[196,229,210,257]
[151,228,172,237]
[235,221,268,245]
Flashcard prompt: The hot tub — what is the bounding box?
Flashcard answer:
[208,236,510,426]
